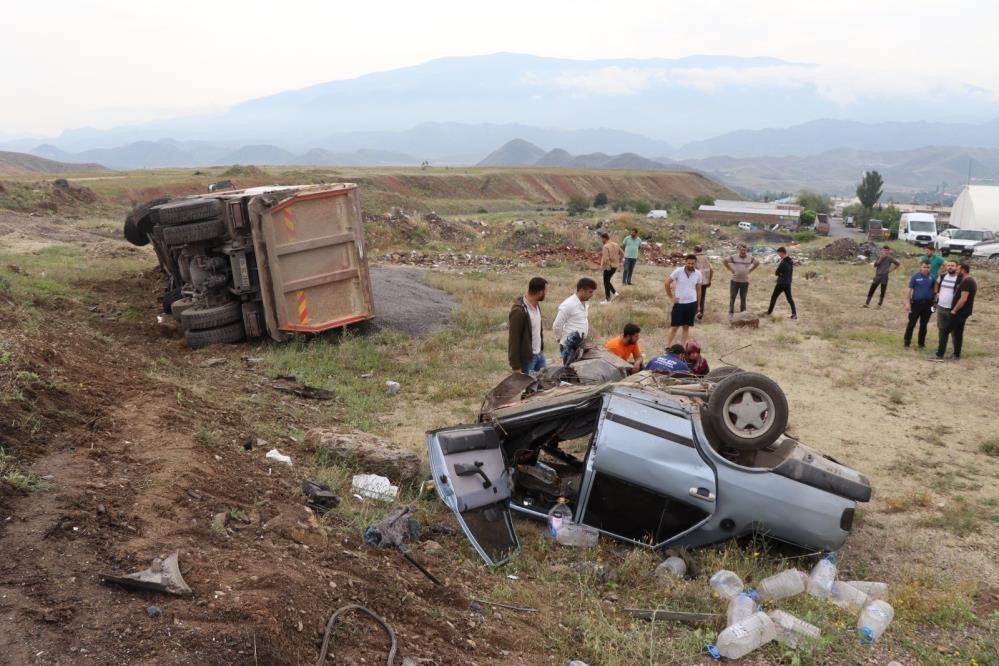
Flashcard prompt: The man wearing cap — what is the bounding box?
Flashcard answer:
[722,243,760,316]
[664,253,703,347]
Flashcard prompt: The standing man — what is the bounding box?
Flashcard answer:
[932,260,960,360]
[863,246,900,308]
[553,277,597,365]
[665,253,703,347]
[935,263,976,361]
[599,232,624,303]
[508,277,547,375]
[621,228,642,285]
[765,246,797,319]
[722,243,759,316]
[903,261,934,349]
[605,322,644,374]
[921,245,944,280]
[694,245,713,319]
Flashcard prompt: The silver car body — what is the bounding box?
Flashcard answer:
[427,374,870,566]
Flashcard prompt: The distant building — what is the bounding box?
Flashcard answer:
[695,200,801,225]
[950,185,999,231]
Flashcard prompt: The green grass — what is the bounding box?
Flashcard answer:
[979,438,999,457]
[0,448,51,492]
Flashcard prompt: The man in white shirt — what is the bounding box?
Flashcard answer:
[932,261,960,360]
[665,254,703,347]
[552,277,597,364]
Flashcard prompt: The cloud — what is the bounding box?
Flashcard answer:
[550,66,656,96]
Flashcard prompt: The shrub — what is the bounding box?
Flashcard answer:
[593,192,608,208]
[566,196,590,216]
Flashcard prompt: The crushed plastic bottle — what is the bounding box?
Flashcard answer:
[843,580,888,600]
[547,497,573,538]
[767,609,821,648]
[655,556,687,580]
[857,599,894,644]
[756,569,808,602]
[806,553,838,600]
[828,580,871,612]
[726,591,758,627]
[716,610,776,659]
[555,522,598,547]
[709,569,745,600]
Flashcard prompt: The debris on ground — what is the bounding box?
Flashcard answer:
[99,552,193,596]
[385,380,401,395]
[364,505,442,586]
[307,429,422,482]
[655,556,688,580]
[352,474,399,501]
[624,608,719,624]
[269,376,335,400]
[380,251,515,270]
[265,448,293,466]
[316,603,398,666]
[729,312,760,329]
[302,479,339,514]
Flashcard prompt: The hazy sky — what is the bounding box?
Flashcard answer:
[4,0,997,136]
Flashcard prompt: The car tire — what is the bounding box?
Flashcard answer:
[123,217,149,246]
[152,198,223,226]
[170,297,198,321]
[184,321,245,349]
[706,372,788,452]
[704,366,743,381]
[180,301,242,331]
[162,218,223,246]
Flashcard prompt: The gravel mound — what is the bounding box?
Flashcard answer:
[370,266,453,338]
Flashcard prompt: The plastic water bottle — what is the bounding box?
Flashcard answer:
[716,610,776,659]
[547,497,572,538]
[807,553,838,599]
[756,569,808,602]
[829,581,871,612]
[767,609,821,648]
[709,569,744,600]
[726,591,758,627]
[844,580,888,600]
[857,599,895,644]
[555,522,598,547]
[654,556,687,580]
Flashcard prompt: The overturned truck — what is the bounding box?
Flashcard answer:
[123,184,375,348]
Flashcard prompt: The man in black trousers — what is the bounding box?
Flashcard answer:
[765,247,797,319]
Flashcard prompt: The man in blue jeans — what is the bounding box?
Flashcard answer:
[508,277,547,374]
[621,228,642,285]
[903,260,934,348]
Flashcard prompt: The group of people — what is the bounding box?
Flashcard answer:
[508,275,710,378]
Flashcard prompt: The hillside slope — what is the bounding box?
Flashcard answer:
[0,150,107,175]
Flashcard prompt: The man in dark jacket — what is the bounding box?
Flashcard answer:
[765,247,797,319]
[508,277,547,374]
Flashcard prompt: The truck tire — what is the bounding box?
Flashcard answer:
[162,219,223,246]
[705,372,788,452]
[170,297,198,321]
[131,197,172,234]
[123,217,149,246]
[152,198,223,226]
[185,321,245,349]
[180,301,242,331]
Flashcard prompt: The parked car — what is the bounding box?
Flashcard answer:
[427,366,871,565]
[900,212,938,246]
[971,239,999,267]
[122,184,375,349]
[737,221,753,232]
[935,228,996,256]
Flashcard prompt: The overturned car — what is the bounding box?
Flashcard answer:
[427,366,871,565]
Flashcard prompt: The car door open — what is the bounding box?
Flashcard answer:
[427,424,519,565]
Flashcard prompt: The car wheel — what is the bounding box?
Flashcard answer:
[704,366,743,380]
[123,216,149,246]
[152,198,224,226]
[180,300,242,331]
[184,321,245,349]
[162,218,223,246]
[706,372,789,452]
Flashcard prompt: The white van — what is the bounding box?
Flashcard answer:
[737,221,753,232]
[900,213,937,246]
[646,209,669,219]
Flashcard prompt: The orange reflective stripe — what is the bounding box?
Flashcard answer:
[283,209,296,239]
[296,290,309,324]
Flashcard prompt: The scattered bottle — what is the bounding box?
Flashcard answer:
[767,609,821,648]
[547,497,573,538]
[857,599,895,644]
[655,556,687,580]
[555,522,598,547]
[828,581,871,612]
[806,553,838,600]
[756,569,808,602]
[709,569,745,600]
[726,591,758,627]
[843,580,888,600]
[716,610,776,659]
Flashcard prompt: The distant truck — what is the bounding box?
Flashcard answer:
[815,213,830,236]
[867,219,888,241]
[899,212,937,246]
[123,184,375,348]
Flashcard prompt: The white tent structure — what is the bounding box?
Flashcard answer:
[949,185,999,231]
